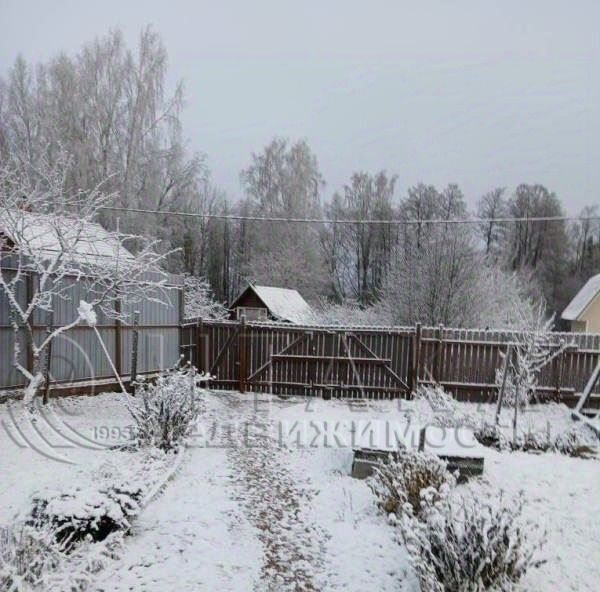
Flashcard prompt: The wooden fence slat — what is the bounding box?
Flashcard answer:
[181,319,600,405]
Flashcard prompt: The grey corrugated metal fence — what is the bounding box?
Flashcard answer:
[0,271,183,391]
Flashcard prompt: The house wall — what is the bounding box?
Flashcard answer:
[578,292,600,332]
[230,290,269,319]
[234,291,266,309]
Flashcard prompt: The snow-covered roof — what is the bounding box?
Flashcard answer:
[232,284,313,324]
[562,274,600,321]
[0,210,134,266]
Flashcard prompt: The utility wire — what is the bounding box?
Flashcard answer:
[99,205,600,226]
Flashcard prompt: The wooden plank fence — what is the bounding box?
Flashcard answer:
[181,319,600,408]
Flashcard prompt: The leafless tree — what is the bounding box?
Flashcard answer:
[323,171,397,304]
[0,27,205,254]
[239,138,329,300]
[477,187,508,255]
[0,155,172,406]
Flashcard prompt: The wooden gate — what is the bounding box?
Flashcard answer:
[181,320,414,399]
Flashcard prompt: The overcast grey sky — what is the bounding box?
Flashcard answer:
[1,0,599,211]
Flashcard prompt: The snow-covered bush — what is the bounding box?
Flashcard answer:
[399,493,545,592]
[472,422,509,450]
[128,365,204,451]
[416,385,456,416]
[369,449,455,518]
[553,424,598,458]
[0,523,63,591]
[475,422,598,456]
[29,483,143,549]
[0,520,124,592]
[415,386,480,430]
[309,298,391,326]
[56,532,123,591]
[512,430,552,453]
[183,275,228,320]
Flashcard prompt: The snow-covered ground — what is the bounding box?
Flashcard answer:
[96,393,410,591]
[0,393,139,524]
[1,391,598,591]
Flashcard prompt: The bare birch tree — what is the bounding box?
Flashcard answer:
[239,138,329,300]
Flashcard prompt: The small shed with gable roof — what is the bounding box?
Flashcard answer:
[229,284,313,324]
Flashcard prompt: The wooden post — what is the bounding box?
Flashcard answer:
[196,318,204,372]
[495,343,512,425]
[513,380,520,445]
[114,295,122,378]
[410,323,422,395]
[553,340,565,400]
[130,310,140,394]
[434,324,444,384]
[238,316,247,394]
[42,309,54,404]
[178,282,185,360]
[418,425,427,452]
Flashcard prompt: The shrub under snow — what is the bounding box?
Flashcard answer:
[183,275,229,321]
[369,449,455,518]
[399,493,545,592]
[29,484,143,549]
[553,424,598,458]
[128,365,204,452]
[472,422,509,450]
[0,520,124,592]
[415,385,480,430]
[0,524,63,591]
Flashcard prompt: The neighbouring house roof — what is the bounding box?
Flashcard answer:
[562,274,600,321]
[230,284,313,324]
[0,210,134,266]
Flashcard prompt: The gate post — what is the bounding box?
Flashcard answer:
[553,340,565,400]
[238,315,247,393]
[130,310,140,394]
[114,295,122,378]
[195,318,204,372]
[410,322,422,395]
[434,324,444,384]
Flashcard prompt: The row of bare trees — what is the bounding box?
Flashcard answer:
[2,27,599,327]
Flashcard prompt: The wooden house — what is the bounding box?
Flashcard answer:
[562,273,600,332]
[229,284,313,324]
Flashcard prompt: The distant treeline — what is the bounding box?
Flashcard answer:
[1,28,598,327]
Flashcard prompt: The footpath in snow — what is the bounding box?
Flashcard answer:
[97,393,408,592]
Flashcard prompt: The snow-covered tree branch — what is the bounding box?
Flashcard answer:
[497,303,573,408]
[0,154,174,405]
[183,275,228,320]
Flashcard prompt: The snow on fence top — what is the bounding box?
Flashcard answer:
[562,273,600,321]
[0,210,135,267]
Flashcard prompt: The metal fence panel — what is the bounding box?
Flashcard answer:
[0,269,182,391]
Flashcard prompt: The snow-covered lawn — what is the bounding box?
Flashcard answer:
[0,393,139,524]
[1,391,598,591]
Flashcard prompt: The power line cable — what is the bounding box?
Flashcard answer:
[99,205,600,226]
